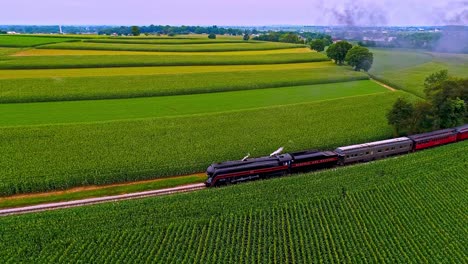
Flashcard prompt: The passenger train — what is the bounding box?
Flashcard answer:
[205,124,468,187]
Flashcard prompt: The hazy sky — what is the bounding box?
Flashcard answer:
[2,0,467,26]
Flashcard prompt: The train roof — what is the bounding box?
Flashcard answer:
[210,154,291,169]
[335,137,411,152]
[456,124,468,132]
[290,150,336,157]
[408,128,457,140]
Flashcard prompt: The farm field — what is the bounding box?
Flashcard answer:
[370,48,468,97]
[11,47,312,56]
[0,34,427,198]
[0,67,367,103]
[39,41,306,52]
[0,62,334,79]
[0,91,414,195]
[1,141,466,262]
[0,80,387,126]
[0,52,328,69]
[0,35,77,47]
[83,38,250,44]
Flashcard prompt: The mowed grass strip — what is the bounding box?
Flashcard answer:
[1,142,465,263]
[0,52,328,69]
[0,67,367,103]
[12,47,313,56]
[0,91,415,195]
[0,80,388,126]
[0,62,334,79]
[39,41,305,52]
[0,35,78,47]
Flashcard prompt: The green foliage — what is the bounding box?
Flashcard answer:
[0,66,366,103]
[386,98,414,135]
[425,74,467,128]
[253,32,304,44]
[0,141,466,262]
[131,26,140,36]
[310,39,325,52]
[326,41,352,65]
[0,92,408,195]
[208,33,216,39]
[411,101,434,132]
[387,71,467,134]
[424,69,448,94]
[345,45,374,71]
[243,33,250,41]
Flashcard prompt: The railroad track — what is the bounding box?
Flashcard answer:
[0,183,206,217]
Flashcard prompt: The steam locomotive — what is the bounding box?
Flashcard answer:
[205,124,468,187]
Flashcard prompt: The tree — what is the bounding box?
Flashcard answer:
[386,98,414,135]
[436,98,466,128]
[410,102,434,133]
[310,39,325,52]
[326,41,352,65]
[279,33,301,44]
[345,46,374,71]
[208,33,216,39]
[131,26,140,36]
[424,69,448,97]
[243,33,250,41]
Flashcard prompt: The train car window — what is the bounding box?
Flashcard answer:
[378,149,382,153]
[366,152,369,155]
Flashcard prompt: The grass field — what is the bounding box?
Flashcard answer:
[0,91,413,195]
[12,47,313,56]
[1,141,465,262]
[0,67,368,103]
[0,80,387,126]
[0,35,77,47]
[370,48,468,97]
[0,52,328,69]
[83,38,249,44]
[0,62,334,79]
[39,41,305,52]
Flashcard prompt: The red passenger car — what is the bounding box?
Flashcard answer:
[408,129,458,150]
[456,124,468,141]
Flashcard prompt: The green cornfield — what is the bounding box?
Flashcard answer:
[0,67,367,103]
[39,41,305,52]
[0,141,466,262]
[0,92,413,195]
[0,35,77,47]
[0,52,328,69]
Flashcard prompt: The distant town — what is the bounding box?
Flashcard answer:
[1,25,467,53]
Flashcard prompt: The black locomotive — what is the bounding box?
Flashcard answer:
[205,124,468,187]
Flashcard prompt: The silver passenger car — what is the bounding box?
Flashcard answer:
[335,137,413,164]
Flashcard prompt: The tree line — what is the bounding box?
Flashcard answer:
[99,25,246,36]
[387,70,467,135]
[312,40,374,72]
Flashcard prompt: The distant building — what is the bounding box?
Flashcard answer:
[7,31,18,35]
